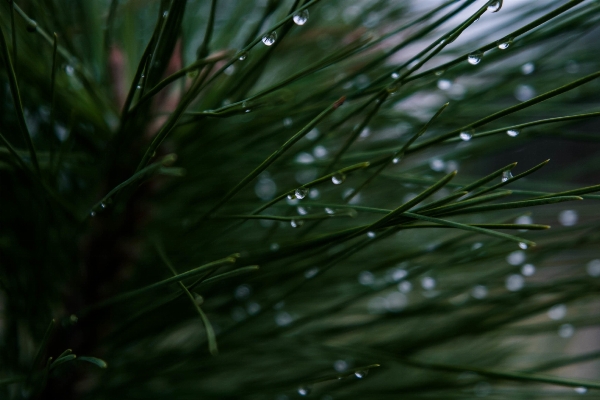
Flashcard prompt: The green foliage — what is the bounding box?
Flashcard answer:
[1,0,600,398]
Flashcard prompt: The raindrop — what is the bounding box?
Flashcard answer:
[459,130,473,141]
[518,242,528,250]
[359,127,370,138]
[262,31,277,46]
[506,128,520,137]
[238,51,248,61]
[521,263,536,276]
[297,206,308,215]
[334,360,348,372]
[497,38,512,50]
[65,65,75,76]
[292,9,309,25]
[548,304,567,320]
[162,10,168,18]
[506,274,524,291]
[437,79,452,90]
[472,242,483,250]
[515,84,536,101]
[487,0,503,13]
[558,209,578,226]
[332,173,346,185]
[100,202,106,209]
[392,157,401,164]
[295,187,309,199]
[325,207,335,215]
[313,145,328,159]
[471,285,488,299]
[501,170,513,182]
[290,219,304,228]
[391,72,400,79]
[521,62,535,75]
[367,231,376,239]
[247,301,261,315]
[467,51,483,65]
[558,323,575,338]
[283,117,293,127]
[306,128,319,140]
[587,259,600,277]
[574,387,588,395]
[507,250,525,265]
[391,268,407,282]
[358,271,375,286]
[275,311,293,326]
[430,158,446,172]
[297,386,311,396]
[90,211,96,217]
[296,152,315,164]
[234,284,251,300]
[355,370,368,379]
[421,276,436,290]
[398,280,412,293]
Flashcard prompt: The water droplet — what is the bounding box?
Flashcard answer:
[290,219,304,228]
[287,193,296,200]
[497,38,512,49]
[421,276,436,290]
[430,158,446,172]
[292,9,309,25]
[297,206,308,216]
[245,108,251,113]
[459,130,473,141]
[332,173,346,185]
[276,311,293,326]
[313,145,328,159]
[306,128,319,140]
[587,259,600,277]
[501,170,513,182]
[435,69,445,76]
[515,84,536,101]
[136,84,142,89]
[295,187,309,199]
[548,304,567,320]
[90,211,96,217]
[558,323,575,338]
[334,360,348,372]
[297,386,311,396]
[367,231,376,239]
[518,242,528,250]
[234,284,251,300]
[100,202,106,209]
[487,0,503,12]
[471,285,488,299]
[296,152,315,164]
[558,209,578,226]
[521,62,535,75]
[507,250,525,265]
[324,207,335,215]
[574,387,588,395]
[506,129,520,137]
[392,157,400,164]
[65,65,75,76]
[386,84,399,94]
[391,72,400,79]
[467,51,483,65]
[162,10,169,17]
[506,274,524,291]
[238,51,248,61]
[472,242,483,250]
[262,31,277,46]
[521,263,536,276]
[437,79,452,90]
[358,271,375,286]
[283,117,293,127]
[354,370,368,379]
[398,280,412,293]
[247,301,261,315]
